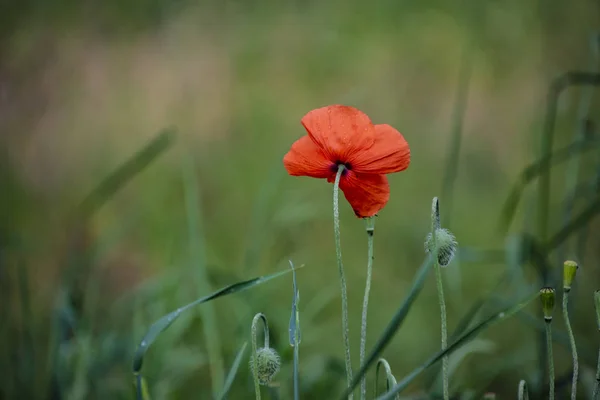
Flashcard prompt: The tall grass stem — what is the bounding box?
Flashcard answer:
[545,321,555,400]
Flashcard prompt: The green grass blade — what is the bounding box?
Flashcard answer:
[376,291,540,400]
[78,128,176,217]
[182,154,224,396]
[338,255,434,400]
[545,195,600,251]
[132,267,299,377]
[498,137,600,233]
[217,342,248,400]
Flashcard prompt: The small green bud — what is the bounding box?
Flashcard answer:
[425,228,458,267]
[562,260,578,291]
[250,347,281,385]
[540,287,555,322]
[594,290,600,331]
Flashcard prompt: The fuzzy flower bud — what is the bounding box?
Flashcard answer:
[425,228,458,267]
[250,347,281,385]
[540,287,556,322]
[562,260,578,291]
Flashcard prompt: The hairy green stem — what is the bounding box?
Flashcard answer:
[251,313,269,400]
[593,348,600,400]
[518,380,529,400]
[434,262,449,400]
[333,165,353,398]
[545,320,555,400]
[562,290,578,399]
[431,197,449,400]
[360,217,375,400]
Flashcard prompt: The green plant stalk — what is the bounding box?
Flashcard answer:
[333,165,353,398]
[434,262,449,400]
[431,198,449,400]
[593,348,600,400]
[562,290,578,400]
[545,320,555,400]
[360,217,375,400]
[518,380,529,400]
[251,313,269,400]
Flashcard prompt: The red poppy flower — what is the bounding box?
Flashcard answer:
[283,105,410,217]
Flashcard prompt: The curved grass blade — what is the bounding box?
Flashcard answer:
[132,267,300,396]
[375,291,540,400]
[78,128,176,217]
[338,255,434,400]
[288,260,301,400]
[498,137,600,233]
[545,195,600,251]
[217,342,248,400]
[537,72,600,245]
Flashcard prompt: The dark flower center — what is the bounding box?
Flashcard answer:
[330,161,351,175]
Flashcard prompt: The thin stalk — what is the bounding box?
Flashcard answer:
[431,198,449,400]
[333,165,353,398]
[562,290,578,399]
[593,348,600,399]
[360,217,376,400]
[251,313,269,400]
[545,321,555,400]
[518,380,529,400]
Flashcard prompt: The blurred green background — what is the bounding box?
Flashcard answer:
[2,0,600,399]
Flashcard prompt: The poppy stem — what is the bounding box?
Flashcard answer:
[562,288,578,400]
[360,216,375,400]
[251,313,269,400]
[545,319,555,400]
[431,197,449,400]
[333,164,353,399]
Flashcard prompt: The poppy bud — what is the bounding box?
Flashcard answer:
[594,290,600,331]
[540,287,555,322]
[250,347,281,385]
[562,260,578,291]
[425,228,458,267]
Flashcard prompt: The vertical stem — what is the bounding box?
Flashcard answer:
[518,380,529,400]
[251,313,269,400]
[434,263,449,400]
[593,348,600,400]
[562,290,578,400]
[431,197,449,400]
[360,217,375,400]
[333,165,353,398]
[545,321,555,400]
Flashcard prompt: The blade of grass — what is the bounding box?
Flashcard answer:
[78,128,176,217]
[182,155,224,397]
[132,267,300,397]
[375,291,540,400]
[338,255,434,400]
[216,342,248,400]
[537,71,600,246]
[499,136,600,233]
[545,196,600,251]
[440,14,475,227]
[556,34,600,267]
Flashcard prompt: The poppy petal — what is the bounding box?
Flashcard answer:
[284,135,335,178]
[350,124,410,174]
[301,105,376,162]
[339,172,390,218]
